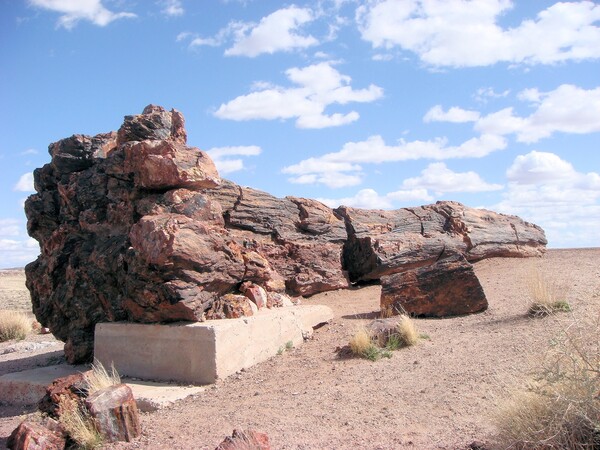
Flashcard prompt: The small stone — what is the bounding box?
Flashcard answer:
[215,429,271,450]
[7,419,66,450]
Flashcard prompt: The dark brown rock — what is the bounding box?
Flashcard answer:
[380,254,488,317]
[38,373,87,419]
[7,419,66,450]
[215,429,271,450]
[84,384,141,443]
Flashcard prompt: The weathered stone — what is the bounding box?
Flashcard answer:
[367,317,404,347]
[38,373,86,419]
[242,283,268,309]
[7,419,66,450]
[123,140,219,191]
[84,384,141,443]
[206,294,254,320]
[380,254,488,317]
[117,104,186,146]
[266,292,294,308]
[215,429,271,450]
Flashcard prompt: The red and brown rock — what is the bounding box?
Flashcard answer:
[123,140,219,191]
[7,419,66,450]
[84,384,141,443]
[242,283,268,309]
[215,429,271,450]
[380,254,488,317]
[38,373,87,419]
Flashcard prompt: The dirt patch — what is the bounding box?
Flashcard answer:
[1,249,599,449]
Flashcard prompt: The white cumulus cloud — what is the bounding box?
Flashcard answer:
[318,187,434,209]
[13,173,35,192]
[282,132,506,188]
[0,238,40,268]
[181,6,319,56]
[401,162,503,194]
[206,145,261,175]
[214,62,383,129]
[475,84,600,143]
[29,0,136,29]
[492,151,600,248]
[423,105,480,123]
[225,6,318,57]
[159,0,184,17]
[356,0,600,67]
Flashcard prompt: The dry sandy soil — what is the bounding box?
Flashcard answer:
[1,249,599,449]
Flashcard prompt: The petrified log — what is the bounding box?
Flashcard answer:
[336,203,546,283]
[24,105,547,363]
[380,254,488,317]
[84,384,141,443]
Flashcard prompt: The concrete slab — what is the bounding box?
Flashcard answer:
[94,304,333,385]
[0,365,205,412]
[0,364,87,406]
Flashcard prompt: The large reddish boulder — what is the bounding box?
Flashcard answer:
[380,254,488,317]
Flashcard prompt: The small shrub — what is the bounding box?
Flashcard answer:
[285,340,294,350]
[527,268,571,317]
[0,310,32,342]
[84,360,121,395]
[58,397,103,450]
[385,333,403,351]
[276,347,284,356]
[362,344,383,361]
[493,315,600,449]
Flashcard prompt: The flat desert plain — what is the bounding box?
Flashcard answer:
[1,248,599,449]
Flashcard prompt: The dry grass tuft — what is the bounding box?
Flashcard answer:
[349,327,374,357]
[349,327,388,361]
[493,315,600,449]
[85,360,121,395]
[396,315,419,347]
[58,397,103,449]
[527,268,572,317]
[0,310,32,342]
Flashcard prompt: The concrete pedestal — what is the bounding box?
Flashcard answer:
[94,305,333,385]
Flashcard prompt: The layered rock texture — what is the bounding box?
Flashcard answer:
[25,106,547,363]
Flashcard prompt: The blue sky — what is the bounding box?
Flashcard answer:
[1,0,599,268]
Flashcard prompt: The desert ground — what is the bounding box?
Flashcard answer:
[1,248,599,449]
